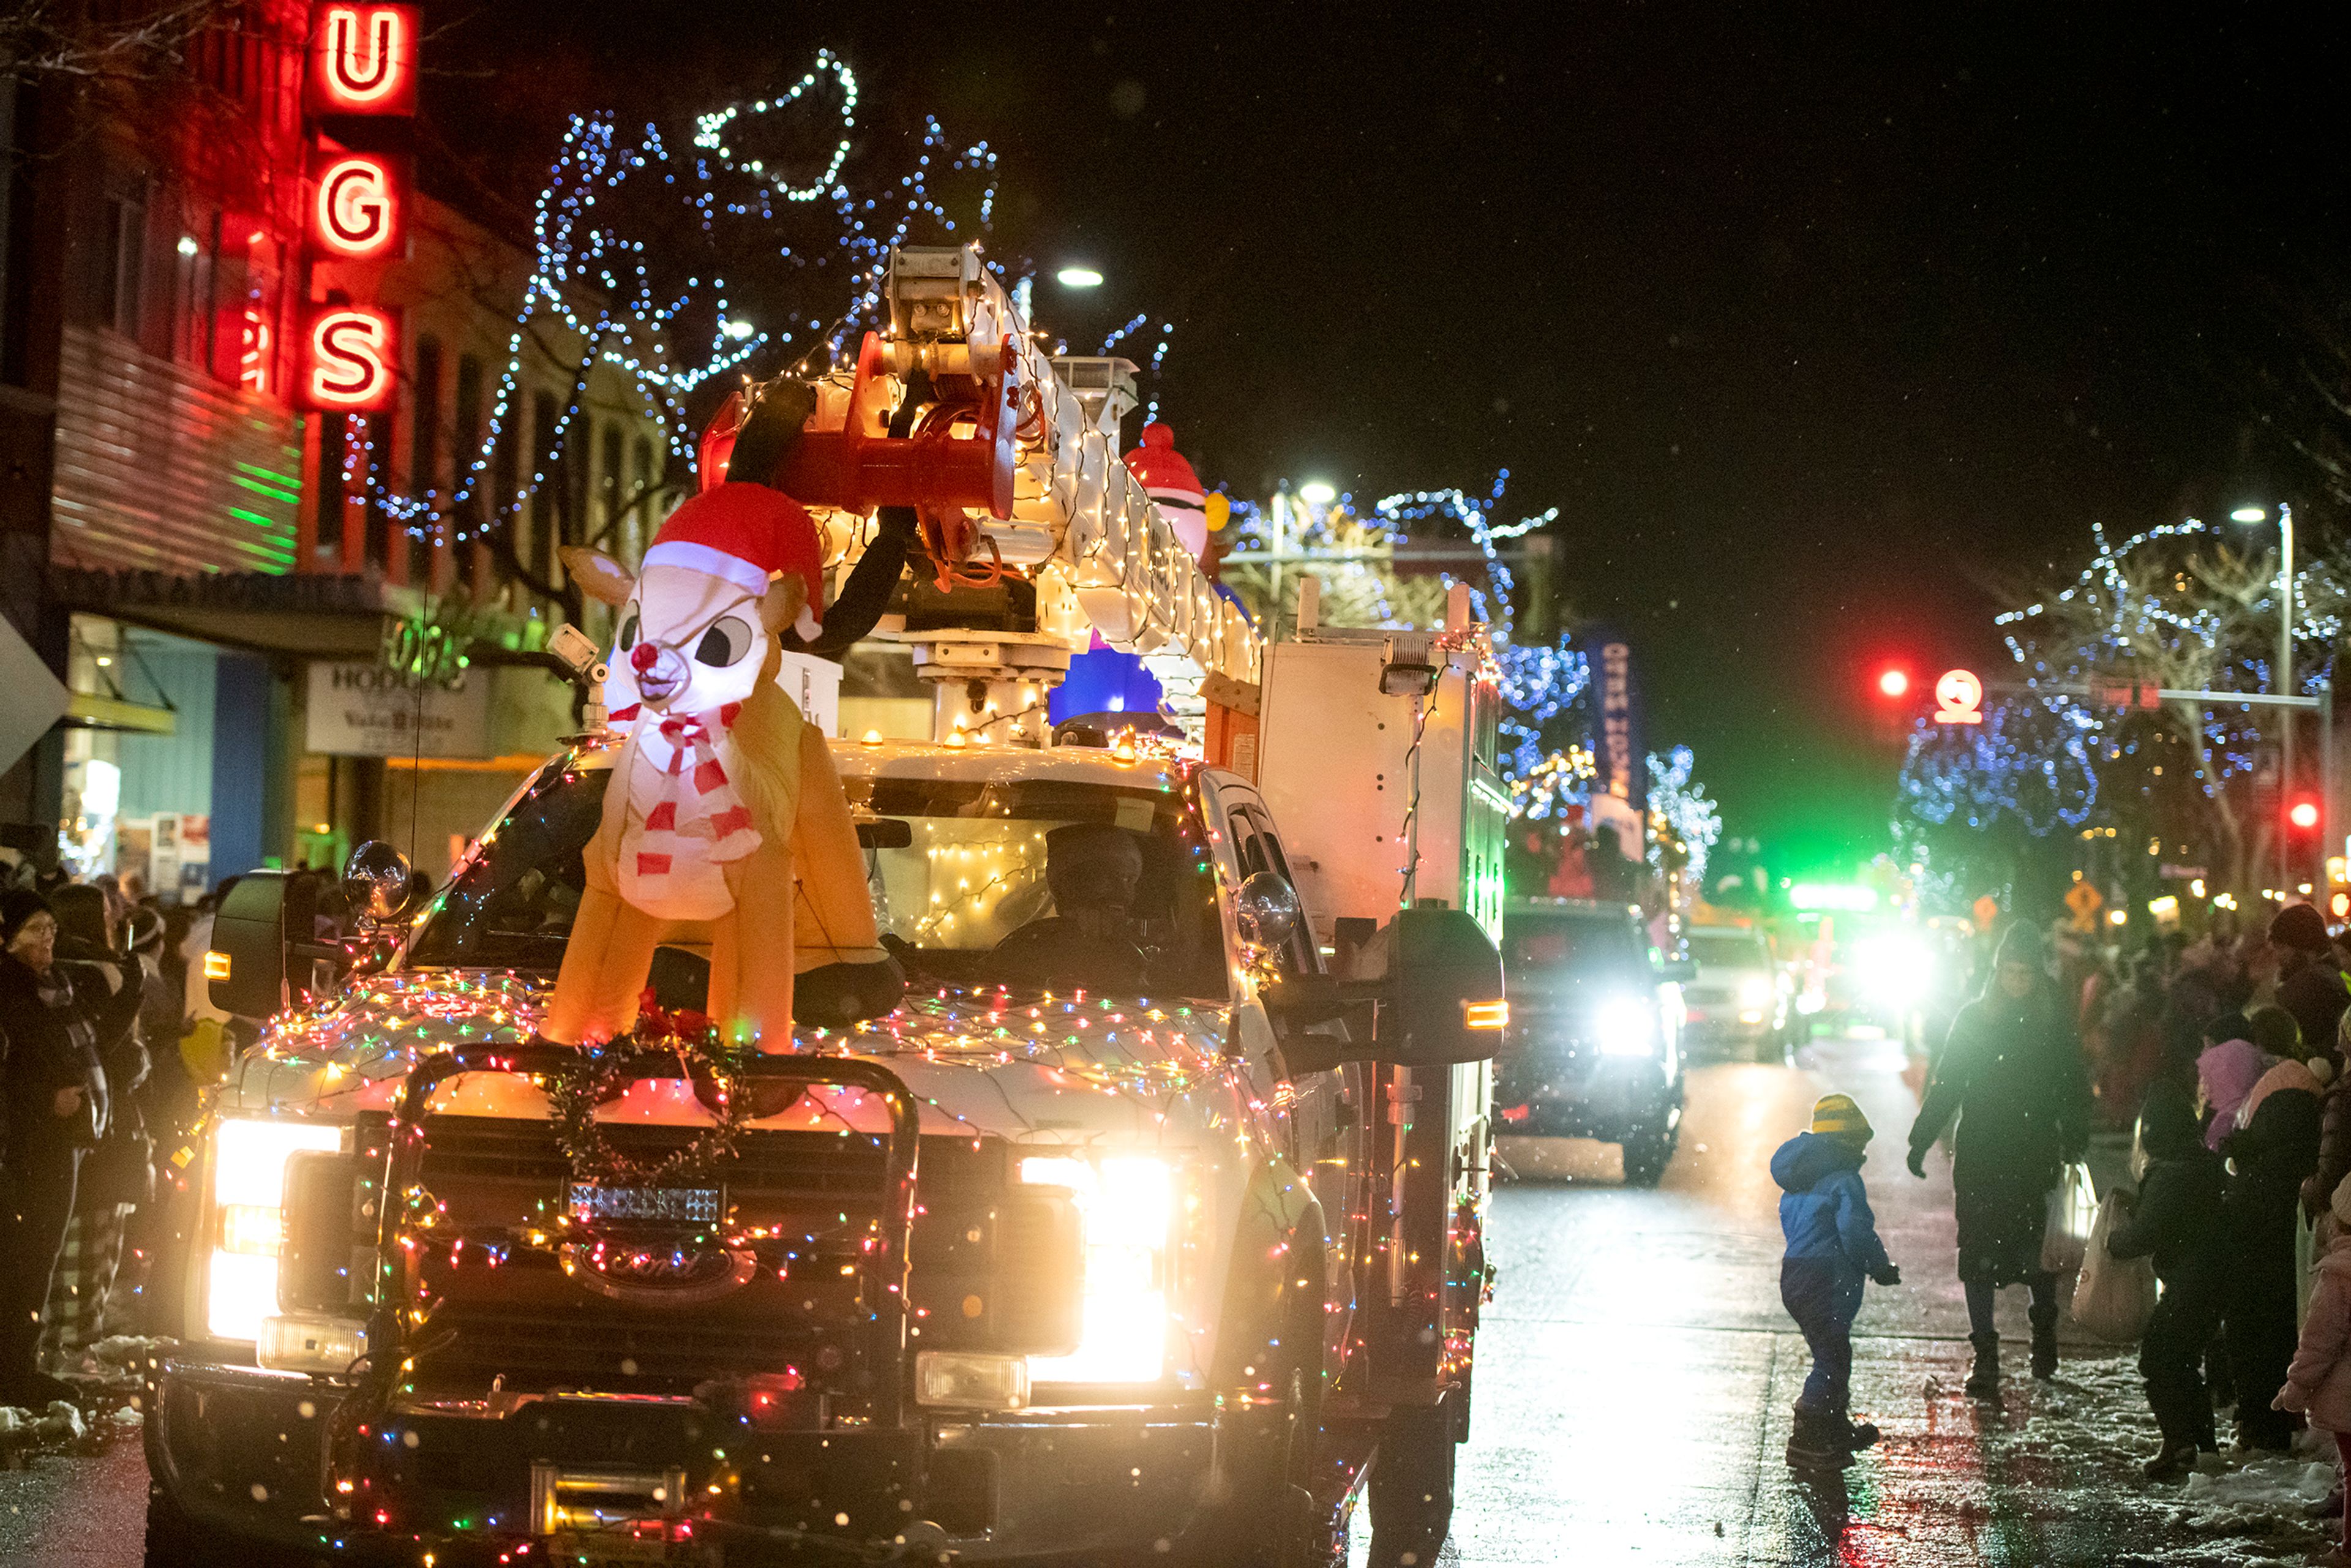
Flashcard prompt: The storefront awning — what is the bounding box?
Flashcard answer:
[48,567,405,659]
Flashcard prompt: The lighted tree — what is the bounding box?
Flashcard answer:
[1897,519,2350,902]
[1647,745,1723,884]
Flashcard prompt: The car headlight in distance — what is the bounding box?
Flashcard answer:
[208,1117,343,1343]
[1738,975,1773,1008]
[1018,1154,1172,1384]
[1592,996,1655,1056]
[1860,937,1933,1005]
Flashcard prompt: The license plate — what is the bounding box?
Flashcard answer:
[567,1184,721,1224]
[546,1532,707,1565]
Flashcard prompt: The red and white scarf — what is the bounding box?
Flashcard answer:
[609,702,762,881]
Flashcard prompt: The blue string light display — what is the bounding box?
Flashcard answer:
[1220,470,1606,817]
[1895,517,2344,867]
[1647,745,1723,881]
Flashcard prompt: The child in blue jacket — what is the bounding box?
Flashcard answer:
[1774,1092,1902,1465]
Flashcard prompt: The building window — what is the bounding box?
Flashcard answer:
[97,194,144,337]
[362,411,388,572]
[410,334,442,501]
[171,207,219,370]
[597,419,621,544]
[313,413,348,565]
[453,353,484,541]
[530,392,560,588]
[492,388,522,598]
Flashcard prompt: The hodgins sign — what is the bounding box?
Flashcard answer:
[298,4,418,413]
[306,662,490,759]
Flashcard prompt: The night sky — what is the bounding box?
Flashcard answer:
[428,4,2351,874]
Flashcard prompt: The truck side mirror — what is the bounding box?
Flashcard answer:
[342,840,415,925]
[1262,906,1505,1075]
[208,871,314,1019]
[1369,906,1508,1067]
[1234,870,1300,956]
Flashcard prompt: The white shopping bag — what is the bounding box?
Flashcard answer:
[2071,1189,2158,1342]
[2039,1160,2097,1275]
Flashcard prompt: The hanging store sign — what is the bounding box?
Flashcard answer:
[299,3,415,411]
[307,661,491,759]
[300,305,398,410]
[1585,630,1646,816]
[307,4,419,117]
[310,151,408,259]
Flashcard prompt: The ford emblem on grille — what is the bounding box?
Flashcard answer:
[560,1236,760,1305]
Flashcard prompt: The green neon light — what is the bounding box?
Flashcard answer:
[1788,882,1879,913]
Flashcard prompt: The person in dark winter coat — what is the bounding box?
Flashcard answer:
[43,887,151,1364]
[2221,1055,2326,1450]
[0,889,113,1405]
[1908,922,2093,1396]
[1774,1093,1901,1465]
[2306,1012,2351,1224]
[2272,902,2349,1076]
[2110,1078,2228,1477]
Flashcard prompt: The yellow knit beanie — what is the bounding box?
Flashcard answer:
[1810,1093,1873,1143]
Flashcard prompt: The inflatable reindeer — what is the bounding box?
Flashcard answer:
[542,388,898,1049]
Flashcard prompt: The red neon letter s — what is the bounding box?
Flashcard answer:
[307,309,391,408]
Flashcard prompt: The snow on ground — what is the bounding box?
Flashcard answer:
[2012,1351,2338,1566]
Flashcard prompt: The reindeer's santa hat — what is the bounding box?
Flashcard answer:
[1124,423,1209,560]
[643,481,827,639]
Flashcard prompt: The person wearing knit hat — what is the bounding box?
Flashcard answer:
[2270,902,2350,1082]
[0,884,113,1406]
[2108,1078,2227,1477]
[2222,1003,2330,1453]
[1908,918,2091,1396]
[1772,1092,1900,1465]
[1810,1092,1873,1144]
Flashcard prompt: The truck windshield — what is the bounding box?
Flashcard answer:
[1686,929,1769,969]
[1504,912,1651,986]
[405,759,1230,1002]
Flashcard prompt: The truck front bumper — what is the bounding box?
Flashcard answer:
[149,1357,1242,1564]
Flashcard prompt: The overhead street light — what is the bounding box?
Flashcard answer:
[2230,501,2304,891]
[1055,267,1104,288]
[1297,481,1337,506]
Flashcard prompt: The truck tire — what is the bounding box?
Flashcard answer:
[1367,1401,1455,1568]
[145,1485,317,1568]
[1621,1122,1676,1187]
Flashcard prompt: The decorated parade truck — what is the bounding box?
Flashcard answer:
[144,245,1505,1568]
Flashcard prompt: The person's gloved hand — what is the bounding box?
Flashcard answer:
[1873,1264,1902,1287]
[2274,1382,2312,1414]
[1906,1146,1927,1179]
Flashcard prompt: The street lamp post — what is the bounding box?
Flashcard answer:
[2233,503,2303,896]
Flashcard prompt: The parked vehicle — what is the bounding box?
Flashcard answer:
[1681,922,1791,1062]
[1494,898,1687,1186]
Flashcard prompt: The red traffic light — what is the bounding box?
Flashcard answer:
[2290,798,2322,831]
[1877,667,1911,699]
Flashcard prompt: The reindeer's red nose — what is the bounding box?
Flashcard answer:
[631,642,659,672]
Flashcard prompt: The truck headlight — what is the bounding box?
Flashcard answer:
[1738,975,1772,1008]
[207,1117,343,1343]
[1018,1154,1172,1384]
[1592,996,1656,1056]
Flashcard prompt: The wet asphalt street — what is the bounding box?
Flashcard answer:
[1,1030,2333,1566]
